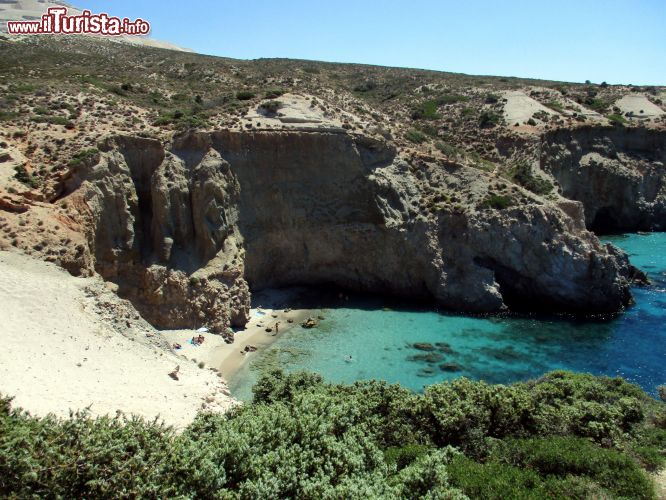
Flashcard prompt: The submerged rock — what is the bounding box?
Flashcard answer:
[417,367,437,377]
[435,342,455,354]
[408,352,445,363]
[439,363,463,372]
[412,342,435,351]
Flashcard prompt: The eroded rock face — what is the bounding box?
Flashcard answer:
[541,126,666,233]
[66,135,249,336]
[64,129,638,335]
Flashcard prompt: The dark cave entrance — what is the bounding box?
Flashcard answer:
[590,207,621,235]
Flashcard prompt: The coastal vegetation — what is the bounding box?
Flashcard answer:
[1,370,664,498]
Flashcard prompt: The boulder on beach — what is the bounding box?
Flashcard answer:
[301,317,318,329]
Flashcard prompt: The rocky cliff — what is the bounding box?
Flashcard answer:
[59,128,639,335]
[541,126,666,233]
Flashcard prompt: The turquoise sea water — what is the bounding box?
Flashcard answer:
[229,233,666,400]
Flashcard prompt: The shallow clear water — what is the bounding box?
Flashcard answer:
[229,233,666,400]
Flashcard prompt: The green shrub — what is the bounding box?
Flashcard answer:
[511,162,554,195]
[0,111,18,121]
[545,101,565,113]
[633,427,666,471]
[30,115,69,126]
[0,401,185,498]
[68,148,99,168]
[235,90,255,100]
[497,437,655,499]
[13,165,40,188]
[252,369,324,404]
[258,99,282,115]
[608,113,627,125]
[584,97,609,112]
[411,100,440,120]
[384,443,431,470]
[153,109,208,129]
[435,141,461,157]
[353,80,377,93]
[264,88,285,99]
[479,110,501,128]
[437,93,469,105]
[480,194,513,209]
[405,129,428,144]
[448,455,608,499]
[485,93,500,104]
[0,370,660,498]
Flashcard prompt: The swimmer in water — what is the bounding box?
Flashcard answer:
[345,355,353,363]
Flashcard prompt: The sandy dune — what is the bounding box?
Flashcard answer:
[502,90,560,125]
[243,93,345,130]
[614,95,665,121]
[0,250,236,429]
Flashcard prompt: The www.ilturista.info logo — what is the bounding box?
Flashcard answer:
[7,7,150,36]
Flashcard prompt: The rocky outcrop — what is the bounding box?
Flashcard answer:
[65,135,250,337]
[541,126,666,233]
[62,128,639,336]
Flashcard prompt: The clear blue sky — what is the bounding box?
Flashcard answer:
[77,0,666,85]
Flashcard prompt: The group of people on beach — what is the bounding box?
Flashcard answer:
[172,334,206,351]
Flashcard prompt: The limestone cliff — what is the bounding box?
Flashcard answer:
[541,126,666,233]
[60,128,637,334]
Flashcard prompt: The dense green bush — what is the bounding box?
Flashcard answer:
[497,437,654,499]
[67,148,99,168]
[264,88,285,99]
[478,110,501,128]
[12,164,40,188]
[479,194,513,210]
[511,162,554,195]
[405,129,428,144]
[0,371,663,498]
[258,99,282,115]
[435,141,461,157]
[411,100,441,120]
[235,90,256,100]
[609,113,628,126]
[447,456,608,499]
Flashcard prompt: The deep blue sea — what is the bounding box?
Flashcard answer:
[229,233,666,400]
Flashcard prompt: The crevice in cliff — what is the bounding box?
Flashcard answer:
[115,137,165,264]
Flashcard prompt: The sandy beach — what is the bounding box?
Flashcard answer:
[161,288,312,384]
[0,250,237,429]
